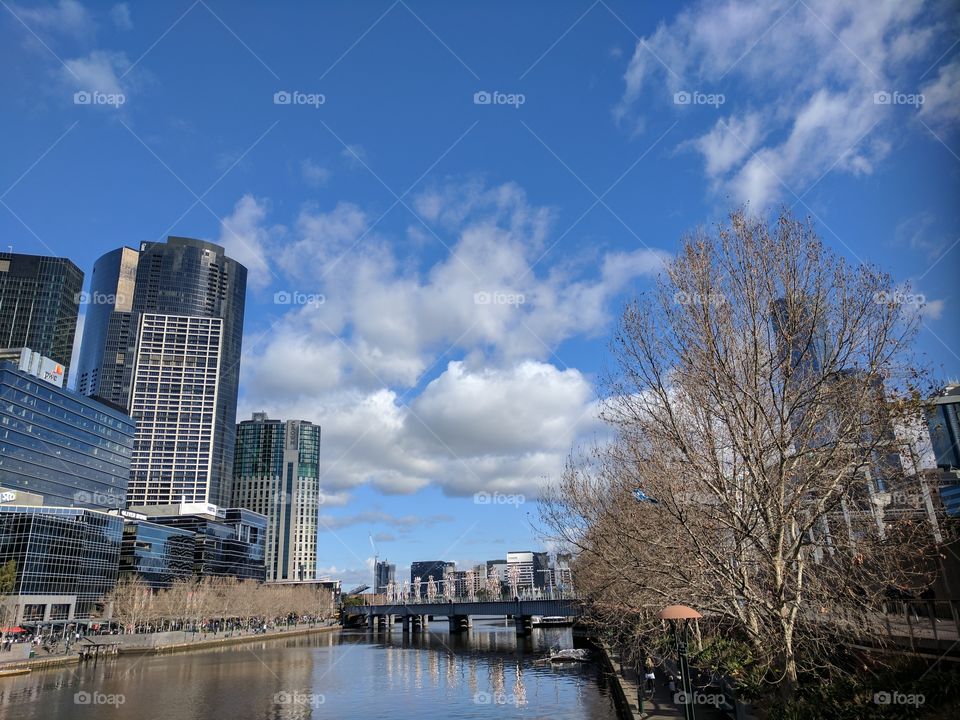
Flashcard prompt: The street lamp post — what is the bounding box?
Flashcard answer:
[658,605,701,720]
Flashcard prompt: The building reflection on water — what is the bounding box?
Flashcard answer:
[0,621,617,720]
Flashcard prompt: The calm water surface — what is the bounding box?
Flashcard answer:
[0,620,620,719]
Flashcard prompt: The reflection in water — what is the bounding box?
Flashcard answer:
[0,620,617,720]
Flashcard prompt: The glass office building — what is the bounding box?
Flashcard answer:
[0,361,135,509]
[140,506,266,581]
[119,519,196,589]
[232,413,320,582]
[75,237,247,508]
[0,506,123,623]
[0,252,83,381]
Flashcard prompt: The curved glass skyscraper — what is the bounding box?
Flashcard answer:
[76,237,247,508]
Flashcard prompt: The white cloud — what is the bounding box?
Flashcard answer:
[110,3,132,31]
[301,158,331,187]
[217,194,277,290]
[63,49,129,96]
[616,0,955,207]
[921,298,945,321]
[14,0,93,37]
[920,58,960,128]
[234,180,650,498]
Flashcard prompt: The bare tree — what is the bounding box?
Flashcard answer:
[541,208,943,696]
[106,575,154,634]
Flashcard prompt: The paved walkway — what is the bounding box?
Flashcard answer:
[604,646,733,719]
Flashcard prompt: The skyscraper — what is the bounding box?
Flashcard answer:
[76,237,247,507]
[232,413,320,582]
[0,252,83,379]
[375,560,395,594]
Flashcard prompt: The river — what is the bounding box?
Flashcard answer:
[0,619,621,719]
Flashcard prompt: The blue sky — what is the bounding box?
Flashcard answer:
[2,0,958,588]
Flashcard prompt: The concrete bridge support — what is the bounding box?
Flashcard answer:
[514,615,532,636]
[448,615,470,633]
[402,615,410,633]
[376,614,392,630]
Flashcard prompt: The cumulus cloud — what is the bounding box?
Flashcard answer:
[63,49,129,96]
[920,58,960,128]
[217,194,278,290]
[616,0,956,207]
[234,180,651,498]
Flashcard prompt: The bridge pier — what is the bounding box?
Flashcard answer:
[402,615,410,633]
[514,615,532,636]
[448,615,470,634]
[366,614,374,630]
[376,614,392,630]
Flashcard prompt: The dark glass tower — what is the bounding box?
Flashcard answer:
[76,237,247,508]
[232,413,320,582]
[0,252,83,379]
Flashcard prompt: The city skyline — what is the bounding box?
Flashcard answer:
[2,0,957,588]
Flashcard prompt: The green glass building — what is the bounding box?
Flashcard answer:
[232,413,320,582]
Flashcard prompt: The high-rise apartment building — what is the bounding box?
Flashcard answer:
[0,252,82,380]
[375,560,395,594]
[76,237,247,508]
[232,413,320,582]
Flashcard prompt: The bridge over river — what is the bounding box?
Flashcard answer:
[347,598,583,635]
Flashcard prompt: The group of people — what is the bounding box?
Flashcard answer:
[1,628,85,654]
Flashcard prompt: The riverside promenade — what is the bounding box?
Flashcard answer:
[599,643,739,720]
[0,622,339,673]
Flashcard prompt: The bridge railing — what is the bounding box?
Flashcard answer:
[359,589,580,606]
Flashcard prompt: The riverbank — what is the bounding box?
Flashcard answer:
[0,623,341,674]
